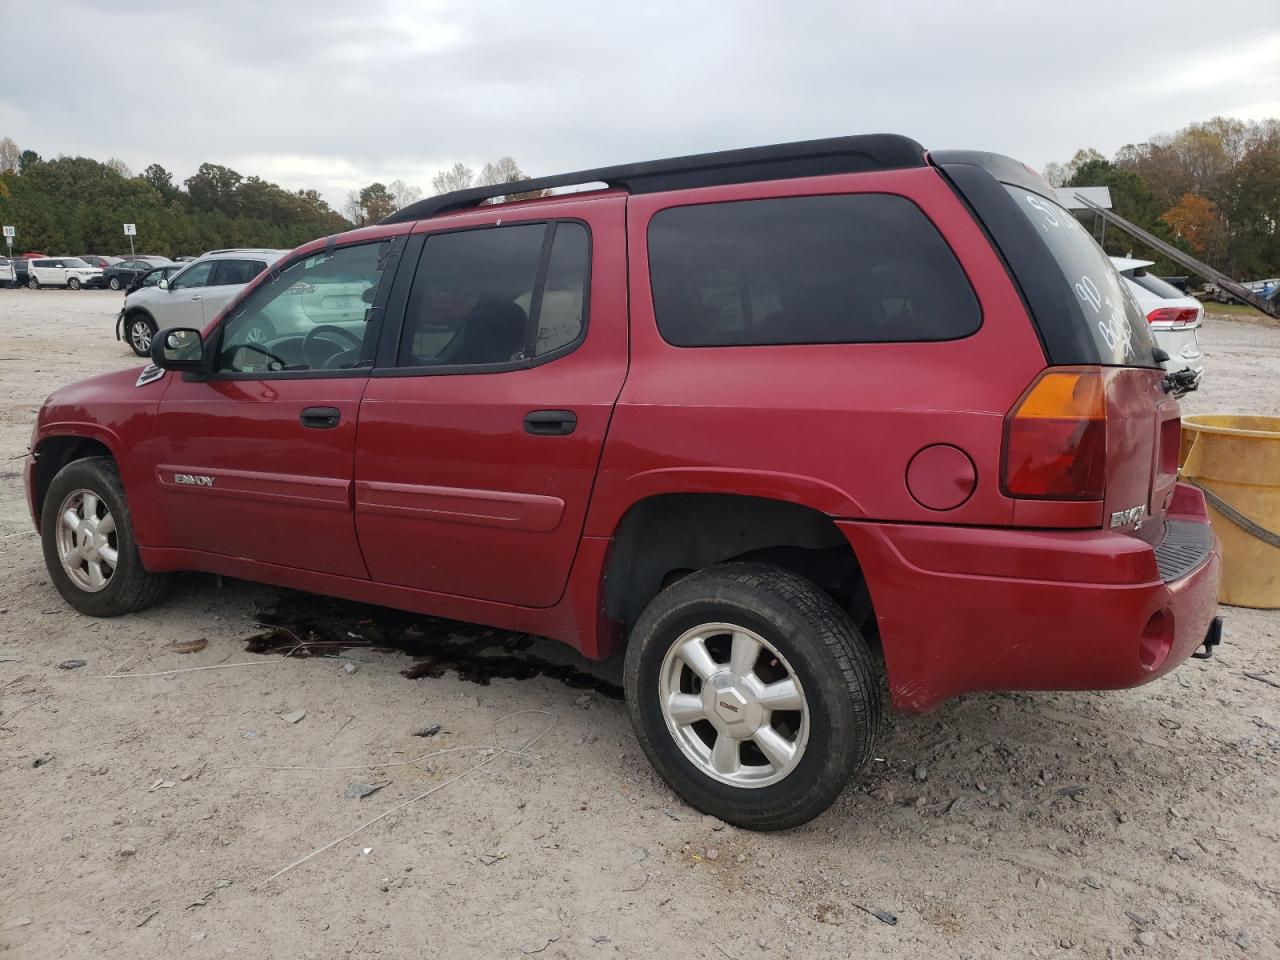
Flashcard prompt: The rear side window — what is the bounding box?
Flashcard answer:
[1003,186,1156,366]
[647,194,980,347]
[397,221,590,369]
[212,259,267,286]
[1129,269,1185,301]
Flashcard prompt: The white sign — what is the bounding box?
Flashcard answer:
[123,223,136,236]
[2,225,14,238]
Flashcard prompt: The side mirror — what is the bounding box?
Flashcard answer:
[158,279,169,290]
[151,327,205,372]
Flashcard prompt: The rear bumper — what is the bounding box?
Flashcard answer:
[838,483,1221,712]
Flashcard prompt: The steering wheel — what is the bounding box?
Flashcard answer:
[303,324,363,369]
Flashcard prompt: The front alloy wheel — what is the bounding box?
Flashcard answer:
[109,276,121,290]
[54,489,117,591]
[128,316,155,356]
[68,277,81,290]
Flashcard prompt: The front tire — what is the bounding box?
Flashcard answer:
[624,563,881,830]
[109,276,122,291]
[126,313,157,357]
[41,457,170,617]
[68,277,81,290]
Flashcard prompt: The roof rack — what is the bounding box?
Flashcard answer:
[381,134,926,225]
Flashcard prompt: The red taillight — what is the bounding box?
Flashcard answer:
[1146,307,1198,327]
[1002,368,1107,500]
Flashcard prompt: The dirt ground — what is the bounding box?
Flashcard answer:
[1,289,1277,960]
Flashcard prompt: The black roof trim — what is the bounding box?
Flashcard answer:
[381,134,927,225]
[928,150,1057,201]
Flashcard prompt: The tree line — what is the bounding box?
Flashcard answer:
[1044,116,1280,281]
[0,138,540,257]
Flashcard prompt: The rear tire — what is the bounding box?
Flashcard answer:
[109,276,121,291]
[41,457,170,617]
[28,277,38,290]
[624,563,881,830]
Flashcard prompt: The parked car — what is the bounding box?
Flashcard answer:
[26,136,1221,829]
[103,256,173,291]
[116,249,283,355]
[78,255,121,271]
[27,257,105,289]
[1111,257,1204,393]
[0,256,13,287]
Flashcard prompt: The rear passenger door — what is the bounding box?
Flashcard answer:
[202,258,268,322]
[354,197,628,607]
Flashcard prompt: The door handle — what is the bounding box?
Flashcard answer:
[300,406,341,429]
[523,409,577,436]
[190,294,202,301]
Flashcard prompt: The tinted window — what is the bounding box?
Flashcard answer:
[1004,186,1156,366]
[217,241,391,375]
[1129,269,1186,301]
[648,195,980,347]
[397,222,589,368]
[170,260,215,289]
[62,258,89,268]
[212,258,267,286]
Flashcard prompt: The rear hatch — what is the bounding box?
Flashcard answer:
[933,153,1176,545]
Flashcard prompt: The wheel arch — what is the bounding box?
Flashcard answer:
[31,434,118,532]
[599,492,875,655]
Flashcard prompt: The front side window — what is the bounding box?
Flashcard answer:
[215,240,391,375]
[648,194,981,347]
[170,260,215,289]
[62,258,89,268]
[397,221,590,369]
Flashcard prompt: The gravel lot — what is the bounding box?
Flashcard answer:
[1,289,1277,959]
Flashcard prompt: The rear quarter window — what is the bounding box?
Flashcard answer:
[647,194,980,347]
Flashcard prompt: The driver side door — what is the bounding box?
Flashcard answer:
[165,260,217,327]
[149,236,406,578]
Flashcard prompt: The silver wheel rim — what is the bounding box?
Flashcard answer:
[54,489,118,593]
[658,622,809,788]
[130,320,152,352]
[69,278,79,289]
[110,278,120,290]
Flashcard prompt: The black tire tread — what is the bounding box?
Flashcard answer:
[42,456,170,616]
[624,562,881,830]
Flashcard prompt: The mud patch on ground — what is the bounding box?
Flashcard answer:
[244,590,624,699]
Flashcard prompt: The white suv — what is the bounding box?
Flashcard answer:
[28,257,105,290]
[117,248,286,356]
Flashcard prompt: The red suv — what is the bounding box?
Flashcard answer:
[26,136,1221,829]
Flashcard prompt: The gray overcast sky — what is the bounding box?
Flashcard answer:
[2,0,1277,208]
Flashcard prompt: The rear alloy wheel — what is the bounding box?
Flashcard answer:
[109,276,121,291]
[624,563,881,830]
[28,277,38,289]
[127,315,157,356]
[68,277,81,290]
[41,457,170,616]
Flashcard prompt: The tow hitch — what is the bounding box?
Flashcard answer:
[1191,616,1223,660]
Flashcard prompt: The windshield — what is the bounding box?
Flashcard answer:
[1004,186,1156,367]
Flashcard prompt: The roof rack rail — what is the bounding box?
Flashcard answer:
[381,134,926,225]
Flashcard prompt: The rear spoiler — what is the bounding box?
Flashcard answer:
[1072,194,1280,319]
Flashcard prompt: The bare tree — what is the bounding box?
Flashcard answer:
[343,189,365,226]
[106,157,132,178]
[388,179,422,210]
[0,137,19,174]
[431,162,474,195]
[476,156,525,187]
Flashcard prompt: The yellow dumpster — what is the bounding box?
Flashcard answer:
[1179,415,1280,608]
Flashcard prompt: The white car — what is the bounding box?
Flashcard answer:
[0,256,13,287]
[1111,256,1204,390]
[28,257,105,290]
[117,248,286,356]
